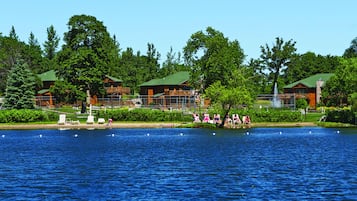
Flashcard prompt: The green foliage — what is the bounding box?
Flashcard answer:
[260,37,297,93]
[3,59,36,109]
[183,26,245,90]
[323,58,357,106]
[0,35,26,92]
[0,109,49,123]
[50,81,85,104]
[296,98,308,110]
[285,52,338,85]
[43,25,60,60]
[243,109,302,122]
[343,37,357,58]
[56,14,120,101]
[350,92,357,113]
[97,108,192,122]
[326,109,355,124]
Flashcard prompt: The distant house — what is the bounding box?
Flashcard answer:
[139,71,195,109]
[36,70,130,106]
[36,70,57,106]
[283,73,334,108]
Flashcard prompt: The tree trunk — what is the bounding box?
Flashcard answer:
[218,105,231,128]
[81,101,86,114]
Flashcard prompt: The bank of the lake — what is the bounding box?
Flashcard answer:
[0,121,320,130]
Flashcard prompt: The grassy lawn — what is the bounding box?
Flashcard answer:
[302,112,325,122]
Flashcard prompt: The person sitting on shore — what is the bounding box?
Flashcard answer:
[242,115,251,128]
[232,114,241,128]
[225,114,233,128]
[192,113,201,123]
[213,114,221,124]
[202,113,210,123]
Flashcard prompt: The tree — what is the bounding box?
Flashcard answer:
[205,69,254,128]
[284,52,339,84]
[9,26,18,40]
[260,37,297,93]
[56,14,120,110]
[144,43,160,81]
[116,48,143,94]
[343,37,357,58]
[24,32,43,73]
[43,25,60,60]
[3,58,35,109]
[184,27,245,91]
[0,35,27,93]
[160,47,189,77]
[323,58,357,106]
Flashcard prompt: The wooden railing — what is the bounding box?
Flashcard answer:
[106,86,130,95]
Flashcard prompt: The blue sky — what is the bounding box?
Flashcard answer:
[1,0,356,63]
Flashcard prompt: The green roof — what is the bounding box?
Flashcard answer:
[37,70,122,83]
[284,73,334,88]
[37,89,50,94]
[38,70,58,82]
[106,75,122,82]
[140,71,190,87]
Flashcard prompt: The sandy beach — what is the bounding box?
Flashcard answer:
[0,122,317,130]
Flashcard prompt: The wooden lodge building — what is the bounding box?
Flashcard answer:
[283,73,334,109]
[36,70,130,107]
[139,71,197,109]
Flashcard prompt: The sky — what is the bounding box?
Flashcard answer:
[1,0,356,63]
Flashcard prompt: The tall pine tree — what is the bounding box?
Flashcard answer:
[3,59,36,109]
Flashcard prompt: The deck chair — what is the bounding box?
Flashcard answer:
[86,115,95,124]
[202,113,210,123]
[58,114,66,125]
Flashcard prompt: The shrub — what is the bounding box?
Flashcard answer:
[326,109,355,124]
[0,109,49,123]
[97,108,192,122]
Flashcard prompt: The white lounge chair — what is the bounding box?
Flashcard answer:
[86,115,95,124]
[58,114,66,125]
[98,118,105,124]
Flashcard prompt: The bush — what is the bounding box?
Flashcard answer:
[0,109,49,123]
[97,108,192,122]
[326,109,355,124]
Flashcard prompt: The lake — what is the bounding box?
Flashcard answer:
[0,127,356,200]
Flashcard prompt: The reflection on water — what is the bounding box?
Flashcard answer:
[0,127,356,200]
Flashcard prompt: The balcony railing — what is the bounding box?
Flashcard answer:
[106,86,130,95]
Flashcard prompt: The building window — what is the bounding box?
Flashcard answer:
[296,88,307,94]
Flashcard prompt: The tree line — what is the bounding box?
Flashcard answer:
[0,14,356,112]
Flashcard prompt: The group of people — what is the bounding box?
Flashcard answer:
[192,112,251,128]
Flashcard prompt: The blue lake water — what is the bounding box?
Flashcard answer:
[0,127,356,200]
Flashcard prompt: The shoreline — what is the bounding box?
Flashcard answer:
[0,122,318,130]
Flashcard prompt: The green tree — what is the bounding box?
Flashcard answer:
[160,47,189,77]
[343,37,357,58]
[3,59,35,109]
[247,58,269,94]
[43,25,60,60]
[285,52,339,84]
[0,35,27,93]
[144,43,161,81]
[184,27,245,91]
[24,32,43,73]
[205,69,254,128]
[323,58,357,106]
[56,14,120,110]
[296,98,308,119]
[349,92,357,113]
[260,37,297,93]
[9,26,18,40]
[116,48,142,94]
